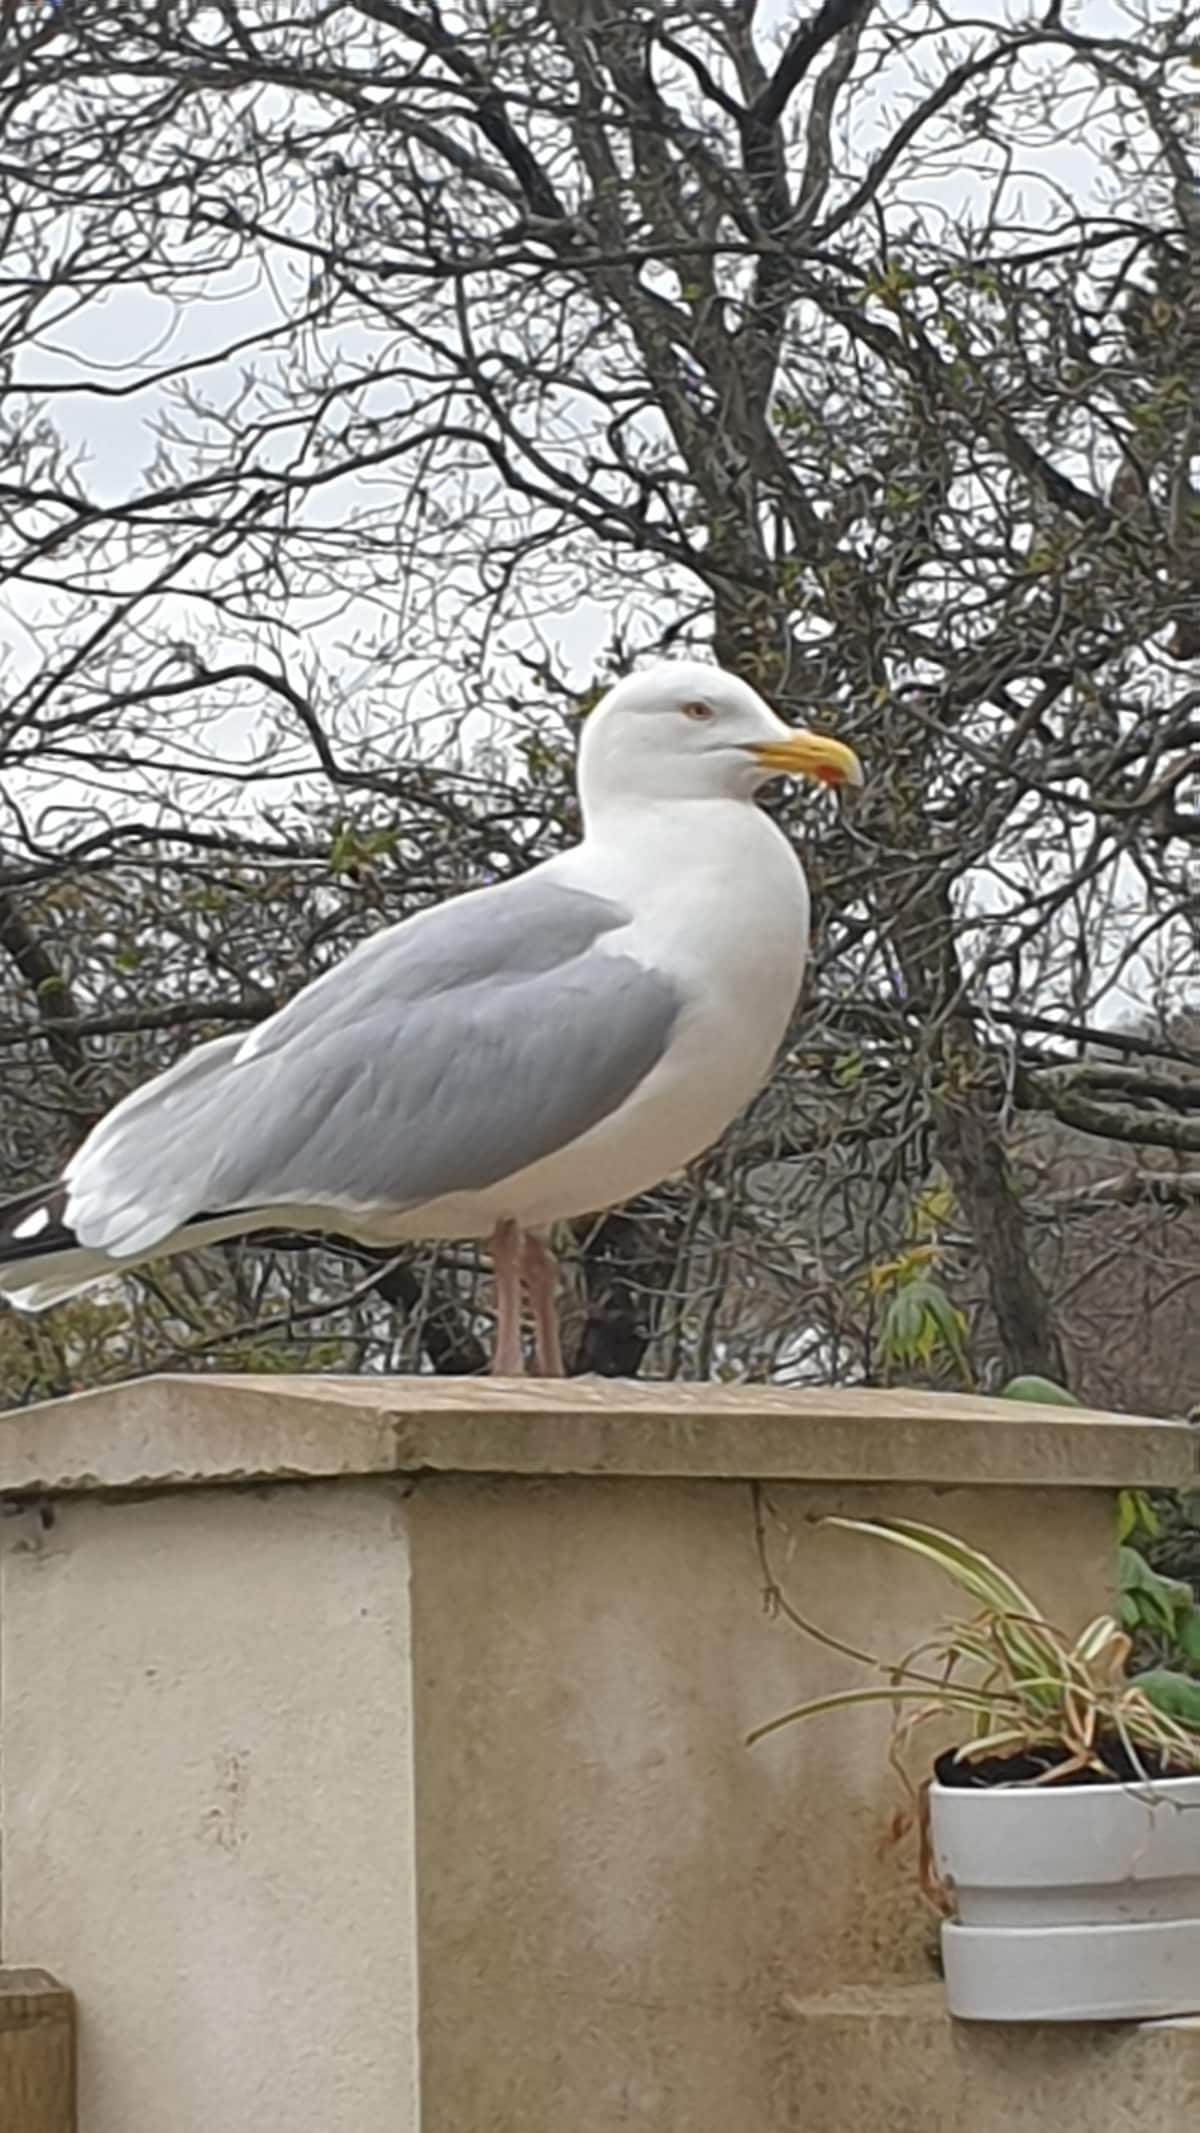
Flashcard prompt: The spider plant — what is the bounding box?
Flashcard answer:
[747,1515,1200,1784]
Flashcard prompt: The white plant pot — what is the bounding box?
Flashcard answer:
[930,1772,1200,2021]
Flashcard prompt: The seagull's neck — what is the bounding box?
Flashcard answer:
[568,791,805,907]
[556,791,810,1014]
[579,789,764,847]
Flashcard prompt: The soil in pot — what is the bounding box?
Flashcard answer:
[934,1739,1189,1788]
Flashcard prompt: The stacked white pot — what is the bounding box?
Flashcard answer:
[930,1772,1200,2021]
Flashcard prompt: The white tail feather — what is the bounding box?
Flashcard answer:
[0,1206,331,1315]
[0,1249,121,1313]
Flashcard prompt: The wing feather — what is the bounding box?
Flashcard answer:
[63,874,680,1257]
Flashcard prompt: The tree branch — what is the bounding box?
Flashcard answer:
[0,889,89,1099]
[352,0,568,222]
[991,1006,1200,1070]
[1023,1066,1200,1152]
[749,0,872,132]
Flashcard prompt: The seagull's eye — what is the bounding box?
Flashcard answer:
[681,701,715,722]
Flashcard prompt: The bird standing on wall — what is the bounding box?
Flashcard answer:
[0,663,863,1373]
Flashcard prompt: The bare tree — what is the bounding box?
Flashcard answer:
[1,0,1197,1407]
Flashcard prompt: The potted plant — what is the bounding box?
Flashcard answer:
[749,1516,1200,2022]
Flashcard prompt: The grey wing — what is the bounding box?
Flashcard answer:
[65,875,681,1257]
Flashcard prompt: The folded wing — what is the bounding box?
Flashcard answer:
[58,874,681,1259]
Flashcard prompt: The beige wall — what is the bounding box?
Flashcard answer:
[407,1476,1115,2132]
[0,1377,1191,2132]
[1,1482,420,2133]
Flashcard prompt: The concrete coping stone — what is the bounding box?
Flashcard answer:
[0,1374,1193,1498]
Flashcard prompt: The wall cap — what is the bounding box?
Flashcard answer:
[0,1375,1193,1497]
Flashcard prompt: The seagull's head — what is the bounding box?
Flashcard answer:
[577,660,864,815]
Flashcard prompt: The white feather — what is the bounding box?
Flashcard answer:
[11,1207,50,1240]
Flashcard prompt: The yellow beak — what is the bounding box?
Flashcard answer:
[747,730,864,789]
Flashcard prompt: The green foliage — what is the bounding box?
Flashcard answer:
[1120,1545,1200,1668]
[518,731,571,783]
[1119,1546,1194,1638]
[569,682,608,719]
[772,394,809,435]
[212,1337,348,1374]
[865,1182,972,1386]
[880,1277,969,1377]
[1135,1669,1200,1732]
[1111,1470,1200,1719]
[749,1517,1200,1781]
[830,1048,864,1087]
[997,1375,1080,1407]
[1023,543,1059,576]
[859,260,917,308]
[1115,1473,1200,1694]
[327,823,399,876]
[0,1294,133,1407]
[1117,1489,1160,1542]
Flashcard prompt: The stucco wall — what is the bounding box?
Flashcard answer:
[1,1480,420,2133]
[0,1376,1191,2131]
[407,1475,1116,2130]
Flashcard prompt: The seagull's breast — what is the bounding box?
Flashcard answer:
[413,800,811,1235]
[572,804,809,1174]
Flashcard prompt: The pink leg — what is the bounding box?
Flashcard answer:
[490,1218,526,1376]
[520,1230,565,1378]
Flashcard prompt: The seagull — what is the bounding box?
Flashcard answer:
[0,662,862,1374]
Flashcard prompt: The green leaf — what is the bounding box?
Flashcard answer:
[821,1517,1041,1621]
[879,1276,967,1370]
[922,1283,969,1355]
[998,1375,1080,1406]
[1176,1609,1200,1668]
[750,1515,1200,1781]
[1135,1669,1200,1732]
[327,822,398,876]
[1119,1546,1194,1637]
[1118,1488,1160,1542]
[912,1183,954,1236]
[746,1680,998,1747]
